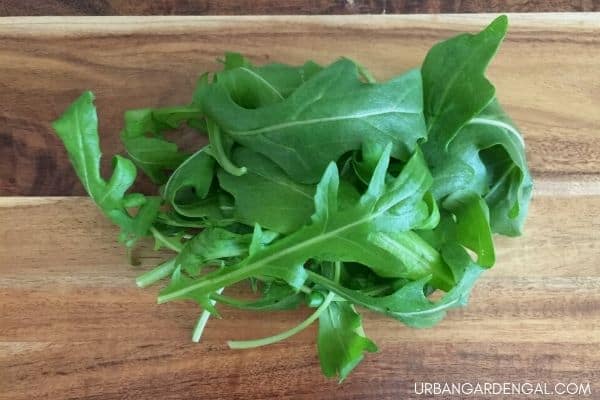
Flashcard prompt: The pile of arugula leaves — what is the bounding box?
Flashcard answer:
[53,15,532,380]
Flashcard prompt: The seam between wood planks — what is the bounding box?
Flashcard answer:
[0,177,599,208]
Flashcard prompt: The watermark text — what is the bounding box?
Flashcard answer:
[414,382,592,396]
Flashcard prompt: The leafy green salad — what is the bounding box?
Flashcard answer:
[53,15,532,380]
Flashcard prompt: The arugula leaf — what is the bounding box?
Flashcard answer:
[159,265,219,315]
[422,16,532,236]
[308,262,483,328]
[175,227,273,275]
[422,15,508,148]
[156,209,234,231]
[318,302,378,381]
[52,91,159,247]
[215,52,323,108]
[217,147,316,234]
[121,106,201,183]
[198,60,426,183]
[427,100,533,236]
[163,147,223,220]
[247,224,308,290]
[157,146,454,306]
[468,100,533,235]
[213,281,303,311]
[443,191,495,267]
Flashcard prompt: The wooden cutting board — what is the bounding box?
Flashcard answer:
[1,14,599,399]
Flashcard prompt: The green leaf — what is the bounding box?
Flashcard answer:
[199,59,426,183]
[367,230,447,281]
[213,52,323,108]
[159,266,218,315]
[121,106,201,183]
[308,262,484,328]
[217,147,316,234]
[471,100,533,235]
[157,147,454,305]
[249,225,307,290]
[421,16,532,237]
[206,118,247,176]
[213,281,303,311]
[163,147,223,219]
[175,228,256,275]
[428,100,533,236]
[352,142,389,184]
[443,191,495,267]
[318,302,378,381]
[52,91,158,246]
[422,15,508,148]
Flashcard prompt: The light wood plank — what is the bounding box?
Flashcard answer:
[1,187,599,399]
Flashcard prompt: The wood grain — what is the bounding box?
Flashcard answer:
[1,14,599,399]
[0,183,599,399]
[1,14,600,195]
[1,0,598,16]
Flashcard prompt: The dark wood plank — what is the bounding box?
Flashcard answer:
[0,0,380,16]
[0,15,599,195]
[1,0,598,16]
[384,0,599,13]
[0,190,599,399]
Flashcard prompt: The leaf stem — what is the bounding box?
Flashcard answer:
[227,262,340,349]
[305,269,369,308]
[227,291,335,349]
[210,292,260,308]
[206,119,247,176]
[150,226,183,253]
[299,285,313,295]
[136,258,177,288]
[192,287,224,342]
